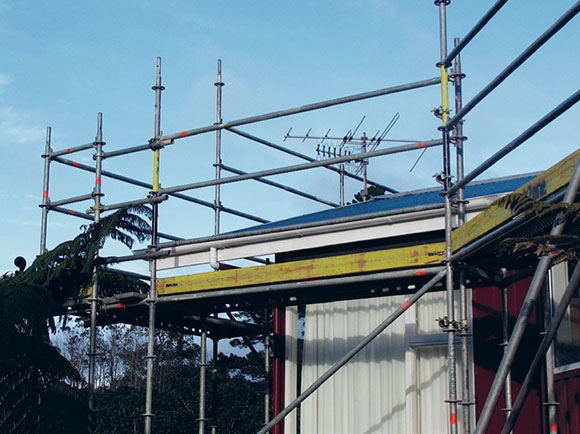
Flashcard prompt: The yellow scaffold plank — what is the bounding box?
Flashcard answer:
[157,242,446,296]
[452,148,580,251]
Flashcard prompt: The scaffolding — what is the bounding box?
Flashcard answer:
[38,1,580,433]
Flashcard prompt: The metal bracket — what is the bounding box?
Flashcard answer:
[448,71,466,80]
[452,199,469,207]
[148,138,174,150]
[444,398,462,404]
[437,316,459,332]
[432,106,451,120]
[450,134,468,144]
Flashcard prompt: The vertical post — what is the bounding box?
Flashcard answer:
[474,157,580,434]
[362,133,368,201]
[211,334,218,434]
[144,56,164,434]
[199,318,208,434]
[339,164,345,206]
[211,60,224,433]
[40,127,52,254]
[214,59,224,235]
[88,113,104,418]
[437,2,458,434]
[264,331,271,427]
[501,262,580,434]
[500,280,513,429]
[543,282,558,433]
[452,36,472,433]
[272,307,285,434]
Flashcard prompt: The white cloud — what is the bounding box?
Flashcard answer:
[0,106,45,145]
[0,73,12,90]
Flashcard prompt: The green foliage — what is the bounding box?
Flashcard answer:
[59,322,266,434]
[496,192,580,222]
[15,205,152,303]
[0,206,151,433]
[495,193,580,263]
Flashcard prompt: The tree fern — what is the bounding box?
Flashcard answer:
[495,193,580,263]
[0,206,151,433]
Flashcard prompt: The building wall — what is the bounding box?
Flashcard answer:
[472,277,545,433]
[554,369,580,434]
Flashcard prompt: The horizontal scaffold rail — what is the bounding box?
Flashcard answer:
[158,139,442,196]
[53,156,269,224]
[149,147,579,299]
[100,77,441,159]
[221,164,340,208]
[227,128,397,193]
[451,148,580,250]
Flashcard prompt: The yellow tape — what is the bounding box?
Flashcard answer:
[153,149,160,192]
[440,65,449,126]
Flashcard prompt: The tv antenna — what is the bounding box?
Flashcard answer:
[284,113,411,201]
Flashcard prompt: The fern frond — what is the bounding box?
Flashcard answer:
[496,193,568,218]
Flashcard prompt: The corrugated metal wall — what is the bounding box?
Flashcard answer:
[555,369,580,434]
[472,277,545,433]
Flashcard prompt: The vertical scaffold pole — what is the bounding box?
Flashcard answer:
[272,308,285,434]
[474,157,580,434]
[362,135,368,201]
[211,332,218,434]
[543,280,558,433]
[437,1,458,433]
[452,36,472,433]
[339,164,345,206]
[211,60,224,433]
[501,261,580,434]
[214,59,224,235]
[264,330,271,427]
[144,56,164,434]
[199,318,208,434]
[40,127,52,254]
[500,280,513,430]
[88,113,104,419]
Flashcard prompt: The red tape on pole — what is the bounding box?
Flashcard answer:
[418,141,426,148]
[550,423,558,433]
[72,161,79,167]
[416,269,426,276]
[402,300,411,311]
[96,177,101,185]
[180,131,187,137]
[42,191,48,199]
[450,413,457,425]
[69,210,76,215]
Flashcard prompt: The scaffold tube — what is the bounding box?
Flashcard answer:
[448,87,580,197]
[501,261,580,434]
[158,140,442,196]
[256,270,447,434]
[446,1,580,131]
[474,156,580,434]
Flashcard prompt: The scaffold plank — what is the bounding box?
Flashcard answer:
[451,148,580,251]
[157,242,446,296]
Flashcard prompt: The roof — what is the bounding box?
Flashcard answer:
[240,172,539,233]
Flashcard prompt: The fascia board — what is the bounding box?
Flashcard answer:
[154,195,500,270]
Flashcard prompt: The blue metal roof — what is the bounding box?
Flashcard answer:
[241,173,538,233]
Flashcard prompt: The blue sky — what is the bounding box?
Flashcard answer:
[1,1,580,275]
